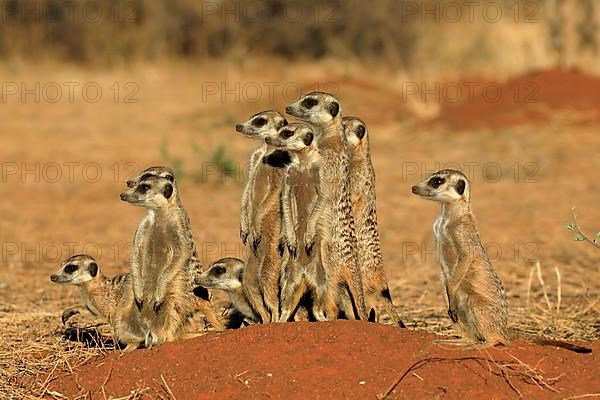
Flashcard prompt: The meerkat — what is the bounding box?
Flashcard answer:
[235,111,291,323]
[120,174,198,347]
[264,122,328,322]
[342,117,404,327]
[411,169,591,353]
[285,92,368,321]
[235,111,288,247]
[126,166,223,331]
[50,254,145,351]
[195,257,259,325]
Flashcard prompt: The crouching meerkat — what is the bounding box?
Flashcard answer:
[195,257,260,325]
[120,174,198,347]
[412,169,591,353]
[343,117,405,327]
[286,92,368,321]
[126,166,223,331]
[50,254,145,351]
[264,123,328,322]
[235,111,291,323]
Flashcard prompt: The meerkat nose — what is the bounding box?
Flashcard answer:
[411,186,418,194]
[50,274,58,282]
[235,124,244,132]
[285,106,292,113]
[119,193,127,200]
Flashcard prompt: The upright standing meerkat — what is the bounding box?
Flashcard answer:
[286,92,367,321]
[195,257,260,325]
[120,174,197,347]
[235,111,288,246]
[412,169,591,353]
[235,111,291,322]
[343,117,404,327]
[126,166,223,331]
[50,254,145,351]
[265,122,328,322]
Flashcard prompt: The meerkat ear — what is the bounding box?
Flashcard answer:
[356,125,366,139]
[237,267,244,282]
[163,183,173,199]
[89,262,98,278]
[164,174,174,182]
[456,179,466,195]
[303,132,314,146]
[327,101,340,118]
[281,119,289,127]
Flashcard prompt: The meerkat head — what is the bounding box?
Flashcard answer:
[50,254,100,285]
[342,116,369,149]
[235,110,288,141]
[264,123,315,152]
[411,169,470,204]
[126,166,175,188]
[194,258,245,292]
[119,175,177,209]
[285,92,341,126]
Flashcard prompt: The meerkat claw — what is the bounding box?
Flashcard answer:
[153,300,163,315]
[135,297,143,312]
[305,242,314,257]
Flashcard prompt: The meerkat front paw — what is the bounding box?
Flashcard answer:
[240,228,249,246]
[152,298,164,315]
[134,297,144,311]
[61,308,80,325]
[304,227,317,256]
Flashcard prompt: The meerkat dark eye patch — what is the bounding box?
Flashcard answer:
[163,183,173,199]
[212,265,226,276]
[355,125,366,139]
[301,97,318,109]
[89,262,98,277]
[456,179,466,195]
[428,176,445,188]
[252,117,267,127]
[137,183,151,193]
[280,129,294,139]
[64,264,79,274]
[303,132,314,146]
[139,173,153,181]
[327,101,340,118]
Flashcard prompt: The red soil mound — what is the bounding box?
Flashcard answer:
[45,321,598,399]
[435,68,600,129]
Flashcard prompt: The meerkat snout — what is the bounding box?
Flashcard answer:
[235,124,244,132]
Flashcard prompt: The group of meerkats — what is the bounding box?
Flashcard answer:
[50,92,591,354]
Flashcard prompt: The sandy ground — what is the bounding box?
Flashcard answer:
[0,60,599,398]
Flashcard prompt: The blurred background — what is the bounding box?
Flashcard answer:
[0,2,599,387]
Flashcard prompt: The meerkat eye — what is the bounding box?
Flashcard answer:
[137,183,151,193]
[212,266,226,276]
[280,129,294,139]
[252,117,267,127]
[301,98,318,109]
[428,177,445,188]
[64,264,79,274]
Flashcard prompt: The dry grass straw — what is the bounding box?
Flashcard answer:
[377,349,563,400]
